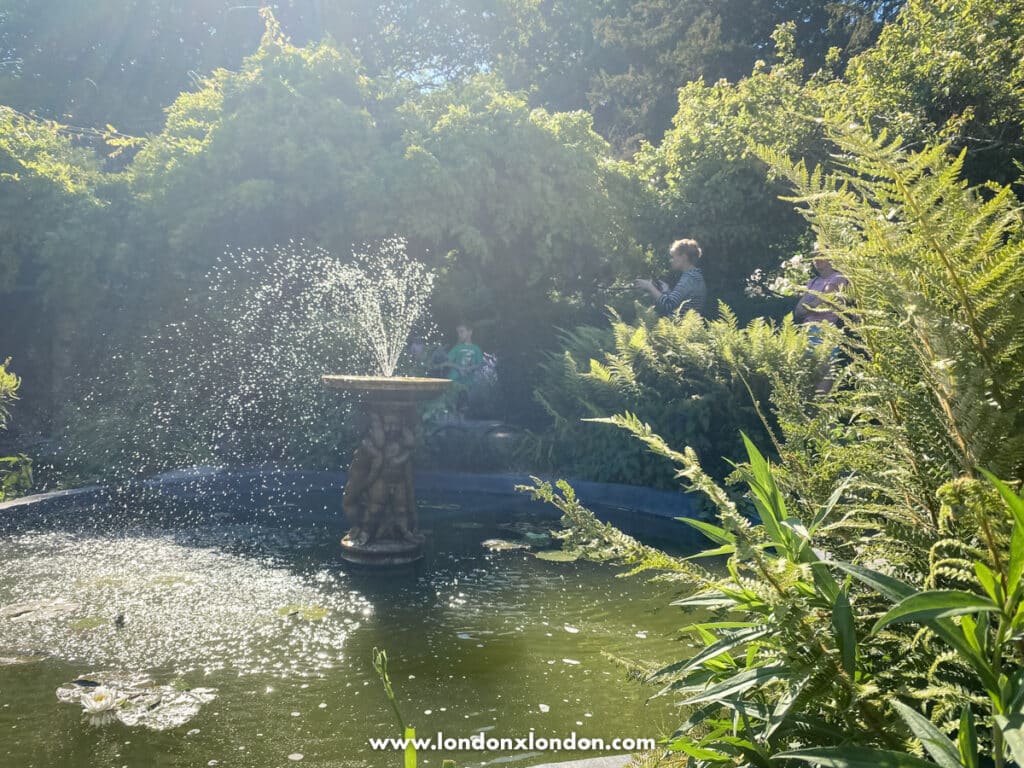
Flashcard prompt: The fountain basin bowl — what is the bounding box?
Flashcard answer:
[322,375,451,403]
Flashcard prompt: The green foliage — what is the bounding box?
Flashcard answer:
[627,27,832,308]
[0,358,19,431]
[524,123,1024,767]
[372,647,407,730]
[757,124,1024,498]
[12,11,643,472]
[494,0,897,148]
[530,305,828,487]
[0,0,265,132]
[6,0,1024,485]
[523,432,909,760]
[841,0,1024,185]
[128,17,382,281]
[0,106,110,298]
[0,1,505,133]
[525,423,1024,767]
[785,473,1024,768]
[630,0,1024,310]
[0,358,32,502]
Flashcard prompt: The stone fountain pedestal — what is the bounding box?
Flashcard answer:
[322,375,450,566]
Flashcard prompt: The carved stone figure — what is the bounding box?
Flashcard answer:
[324,375,450,565]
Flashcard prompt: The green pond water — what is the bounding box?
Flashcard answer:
[0,490,700,768]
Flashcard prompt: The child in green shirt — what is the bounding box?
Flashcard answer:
[444,323,483,385]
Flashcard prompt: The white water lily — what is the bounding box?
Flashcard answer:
[84,711,119,728]
[80,686,119,713]
[59,678,217,731]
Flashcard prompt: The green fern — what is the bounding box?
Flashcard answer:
[757,125,1024,488]
[530,305,827,488]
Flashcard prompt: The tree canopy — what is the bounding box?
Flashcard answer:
[2,0,1023,439]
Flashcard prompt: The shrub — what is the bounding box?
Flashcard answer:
[528,305,829,487]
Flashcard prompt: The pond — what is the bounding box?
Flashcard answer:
[0,474,703,767]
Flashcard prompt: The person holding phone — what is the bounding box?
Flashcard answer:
[635,238,706,316]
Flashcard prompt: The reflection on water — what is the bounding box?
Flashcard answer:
[0,491,696,767]
[0,531,366,676]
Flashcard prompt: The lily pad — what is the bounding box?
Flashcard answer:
[1,599,80,622]
[482,538,531,552]
[534,550,581,562]
[57,677,217,731]
[277,604,329,621]
[70,617,108,631]
[151,574,194,587]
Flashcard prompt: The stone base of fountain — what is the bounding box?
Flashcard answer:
[339,536,424,566]
[323,375,451,566]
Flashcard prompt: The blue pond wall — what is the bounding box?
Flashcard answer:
[0,469,712,553]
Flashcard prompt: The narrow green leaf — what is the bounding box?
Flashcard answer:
[684,544,737,560]
[872,591,999,634]
[672,592,737,609]
[1009,524,1024,599]
[995,714,1024,768]
[808,476,854,536]
[837,564,999,693]
[892,700,964,768]
[958,706,977,768]
[831,588,857,675]
[810,560,841,604]
[773,746,938,768]
[832,561,915,602]
[678,664,791,707]
[1007,667,1024,714]
[764,675,812,740]
[781,516,810,541]
[959,615,982,654]
[678,517,735,545]
[405,726,417,768]
[667,703,723,740]
[675,741,734,762]
[1013,601,1024,631]
[973,562,1000,604]
[647,626,770,682]
[741,433,789,549]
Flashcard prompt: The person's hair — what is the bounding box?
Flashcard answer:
[670,238,703,262]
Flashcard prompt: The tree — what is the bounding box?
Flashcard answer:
[0,0,505,134]
[0,106,123,421]
[628,26,831,310]
[0,0,264,133]
[493,0,902,149]
[842,0,1024,185]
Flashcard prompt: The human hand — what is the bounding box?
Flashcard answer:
[634,278,654,292]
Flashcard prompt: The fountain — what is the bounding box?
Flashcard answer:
[0,238,709,767]
[322,239,449,565]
